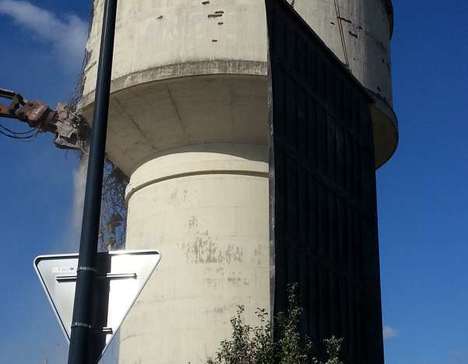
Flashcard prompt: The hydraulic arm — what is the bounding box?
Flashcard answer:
[0,88,89,151]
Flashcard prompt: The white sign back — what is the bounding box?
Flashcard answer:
[34,250,160,361]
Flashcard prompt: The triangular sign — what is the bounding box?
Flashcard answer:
[34,250,161,361]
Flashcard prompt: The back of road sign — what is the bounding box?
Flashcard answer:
[34,250,161,361]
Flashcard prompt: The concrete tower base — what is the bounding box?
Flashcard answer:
[120,145,270,363]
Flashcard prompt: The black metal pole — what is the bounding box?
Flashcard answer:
[68,0,118,363]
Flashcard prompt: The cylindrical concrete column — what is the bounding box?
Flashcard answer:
[120,144,270,363]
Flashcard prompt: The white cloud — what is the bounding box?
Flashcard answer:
[0,0,87,72]
[383,325,398,340]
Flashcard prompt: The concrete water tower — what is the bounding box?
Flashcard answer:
[80,1,397,363]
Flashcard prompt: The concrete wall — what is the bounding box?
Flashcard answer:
[82,0,269,102]
[79,1,397,362]
[120,145,270,363]
[294,0,394,104]
[81,0,397,169]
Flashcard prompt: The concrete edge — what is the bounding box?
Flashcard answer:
[80,61,398,171]
[126,157,269,202]
[80,60,268,109]
[369,91,399,168]
[383,0,394,38]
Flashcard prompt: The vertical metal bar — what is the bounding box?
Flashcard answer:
[67,0,118,363]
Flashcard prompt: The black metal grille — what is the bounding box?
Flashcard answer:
[266,1,384,363]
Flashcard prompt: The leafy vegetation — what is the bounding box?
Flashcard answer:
[207,286,344,364]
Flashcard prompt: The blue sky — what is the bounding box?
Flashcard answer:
[0,0,467,363]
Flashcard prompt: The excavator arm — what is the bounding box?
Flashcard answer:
[0,88,89,151]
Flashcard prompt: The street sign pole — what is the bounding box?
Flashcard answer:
[68,0,118,363]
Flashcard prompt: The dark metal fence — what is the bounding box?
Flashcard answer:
[266,1,384,363]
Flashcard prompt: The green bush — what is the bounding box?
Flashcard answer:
[207,286,344,364]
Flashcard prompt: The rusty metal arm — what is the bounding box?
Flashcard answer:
[0,88,25,119]
[0,88,89,151]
